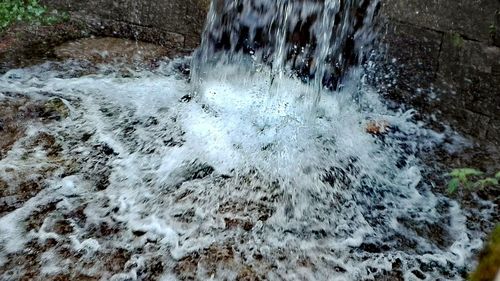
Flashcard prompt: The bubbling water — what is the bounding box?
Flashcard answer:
[0,60,489,280]
[0,0,492,280]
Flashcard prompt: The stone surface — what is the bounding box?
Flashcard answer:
[55,37,171,64]
[437,35,500,115]
[378,1,500,148]
[382,0,499,42]
[381,22,442,93]
[71,14,187,50]
[40,0,210,50]
[0,22,87,72]
[495,11,500,47]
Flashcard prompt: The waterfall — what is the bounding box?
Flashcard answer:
[192,0,381,92]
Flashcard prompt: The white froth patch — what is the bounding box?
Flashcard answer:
[183,68,385,185]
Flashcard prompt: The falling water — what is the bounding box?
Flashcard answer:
[192,0,380,92]
[0,0,495,280]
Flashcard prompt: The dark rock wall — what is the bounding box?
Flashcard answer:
[379,0,500,145]
[40,0,210,50]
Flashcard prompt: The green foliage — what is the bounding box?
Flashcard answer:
[489,24,496,33]
[447,178,461,194]
[447,168,500,194]
[469,225,500,281]
[451,33,464,48]
[0,0,68,31]
[475,178,499,188]
[447,168,482,193]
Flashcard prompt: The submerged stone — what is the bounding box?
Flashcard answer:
[43,97,70,120]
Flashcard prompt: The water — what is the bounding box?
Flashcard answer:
[0,0,495,280]
[193,0,380,92]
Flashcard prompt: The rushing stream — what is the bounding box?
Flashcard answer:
[0,0,496,280]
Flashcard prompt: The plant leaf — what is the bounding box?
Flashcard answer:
[448,178,460,193]
[476,178,499,188]
[450,168,483,176]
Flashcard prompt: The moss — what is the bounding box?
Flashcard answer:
[469,225,500,281]
[43,98,70,120]
[451,33,464,48]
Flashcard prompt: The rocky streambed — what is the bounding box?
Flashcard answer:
[0,33,498,281]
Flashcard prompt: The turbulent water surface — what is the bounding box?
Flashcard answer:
[0,0,497,280]
[0,59,493,280]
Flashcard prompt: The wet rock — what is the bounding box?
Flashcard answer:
[26,201,60,231]
[52,219,74,235]
[104,248,132,273]
[411,269,426,280]
[174,244,237,280]
[374,270,405,281]
[31,132,63,158]
[0,178,7,194]
[163,136,185,147]
[41,0,209,49]
[0,96,69,160]
[0,238,58,280]
[494,12,500,47]
[95,174,111,191]
[375,14,500,161]
[65,204,88,227]
[92,221,121,237]
[138,258,165,280]
[476,186,500,207]
[365,120,390,135]
[0,99,27,159]
[382,0,498,42]
[54,37,171,65]
[224,218,254,231]
[0,179,47,217]
[236,267,260,281]
[0,22,87,72]
[184,162,215,181]
[398,217,452,249]
[384,233,418,252]
[132,230,147,237]
[0,123,24,159]
[218,199,274,223]
[180,94,193,103]
[18,180,44,201]
[144,116,159,127]
[174,252,200,280]
[371,258,404,281]
[48,275,97,281]
[322,165,357,188]
[175,63,191,77]
[42,98,70,120]
[376,22,442,104]
[433,34,500,141]
[0,198,18,216]
[173,208,196,223]
[242,221,254,231]
[95,143,116,156]
[80,132,94,142]
[359,242,390,253]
